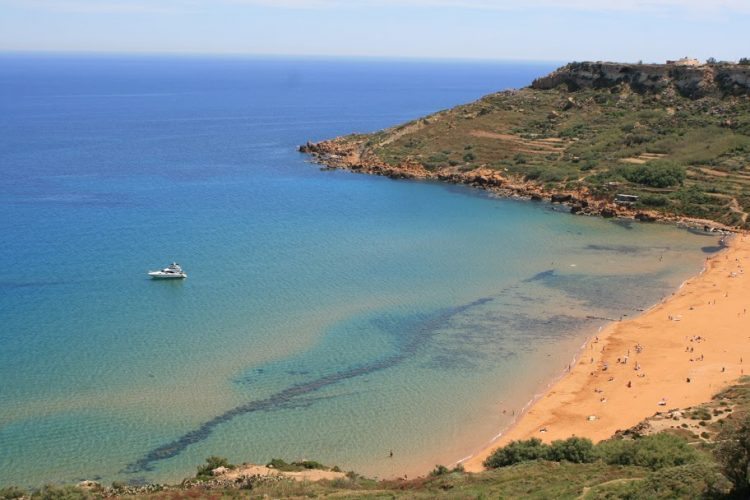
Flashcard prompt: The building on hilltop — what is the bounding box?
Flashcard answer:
[666,57,701,66]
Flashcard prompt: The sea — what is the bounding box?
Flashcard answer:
[0,54,721,487]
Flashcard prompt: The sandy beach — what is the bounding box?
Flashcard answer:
[464,232,750,472]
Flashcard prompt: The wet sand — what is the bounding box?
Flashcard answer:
[463,233,750,472]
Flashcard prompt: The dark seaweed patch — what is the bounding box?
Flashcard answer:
[585,244,643,254]
[524,269,555,282]
[124,297,492,473]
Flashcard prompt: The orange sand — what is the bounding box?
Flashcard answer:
[463,233,750,472]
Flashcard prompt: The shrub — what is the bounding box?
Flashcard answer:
[483,438,550,468]
[430,464,450,476]
[267,458,299,471]
[524,168,542,181]
[29,485,88,500]
[292,460,327,470]
[601,463,731,499]
[621,160,685,188]
[463,152,476,162]
[596,438,636,466]
[0,487,25,499]
[714,413,750,494]
[639,194,669,207]
[548,437,596,463]
[597,434,699,470]
[689,407,712,420]
[196,455,231,478]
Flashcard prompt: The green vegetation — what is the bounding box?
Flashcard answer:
[714,413,750,494]
[195,455,232,479]
[331,72,750,228]
[620,160,686,188]
[483,433,699,470]
[266,458,332,472]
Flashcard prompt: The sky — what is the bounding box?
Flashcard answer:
[0,0,748,62]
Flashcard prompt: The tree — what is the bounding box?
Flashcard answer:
[483,438,550,468]
[196,456,231,478]
[739,57,750,66]
[621,160,685,188]
[548,437,596,463]
[707,57,717,65]
[714,414,750,494]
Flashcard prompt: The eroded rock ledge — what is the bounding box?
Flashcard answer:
[531,61,750,99]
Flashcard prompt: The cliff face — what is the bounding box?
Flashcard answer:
[531,62,750,98]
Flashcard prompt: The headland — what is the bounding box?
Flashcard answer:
[301,60,750,231]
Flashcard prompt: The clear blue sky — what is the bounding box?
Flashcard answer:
[0,0,747,62]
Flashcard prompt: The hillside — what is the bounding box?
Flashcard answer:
[301,61,750,229]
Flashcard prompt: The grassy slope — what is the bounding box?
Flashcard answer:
[346,85,750,227]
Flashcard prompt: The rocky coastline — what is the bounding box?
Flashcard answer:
[299,139,736,233]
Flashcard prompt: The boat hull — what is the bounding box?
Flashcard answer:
[148,272,187,279]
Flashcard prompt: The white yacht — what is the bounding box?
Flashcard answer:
[148,262,187,279]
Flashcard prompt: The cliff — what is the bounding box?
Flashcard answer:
[531,61,750,99]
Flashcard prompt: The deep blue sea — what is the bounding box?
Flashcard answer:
[0,55,720,487]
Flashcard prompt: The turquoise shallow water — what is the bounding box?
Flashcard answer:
[0,55,721,487]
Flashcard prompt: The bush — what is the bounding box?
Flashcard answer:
[29,485,87,500]
[483,438,550,468]
[714,413,750,494]
[596,438,636,467]
[599,463,731,499]
[621,160,685,188]
[292,460,327,470]
[548,437,596,463]
[196,455,232,478]
[524,168,542,181]
[430,464,450,476]
[639,194,669,207]
[0,487,25,499]
[597,434,699,470]
[267,458,299,471]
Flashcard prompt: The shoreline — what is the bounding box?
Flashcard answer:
[299,139,739,233]
[461,233,750,472]
[300,140,747,476]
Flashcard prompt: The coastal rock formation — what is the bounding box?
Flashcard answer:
[550,194,572,203]
[531,61,750,98]
[300,60,750,231]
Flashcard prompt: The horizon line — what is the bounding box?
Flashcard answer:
[0,49,594,65]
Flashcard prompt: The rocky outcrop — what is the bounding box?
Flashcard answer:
[531,62,750,99]
[551,194,573,203]
[299,139,663,223]
[635,212,657,222]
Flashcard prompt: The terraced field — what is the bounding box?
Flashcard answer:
[316,64,750,228]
